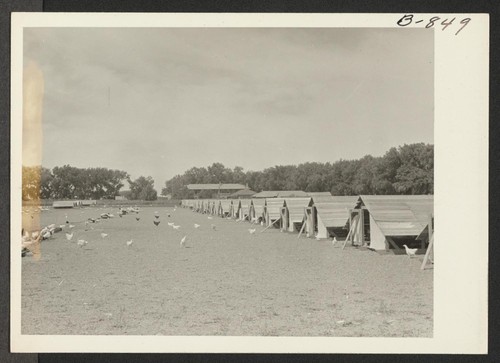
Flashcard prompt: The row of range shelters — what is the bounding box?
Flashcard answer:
[182,192,433,253]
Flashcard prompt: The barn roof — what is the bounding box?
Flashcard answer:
[229,189,257,198]
[252,191,279,198]
[284,197,312,223]
[253,190,309,198]
[187,183,246,190]
[265,198,285,219]
[53,201,77,208]
[277,191,309,198]
[308,192,332,196]
[359,195,434,236]
[312,195,359,228]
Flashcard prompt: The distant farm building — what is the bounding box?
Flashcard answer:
[187,184,247,199]
[253,190,309,198]
[229,189,257,199]
[53,200,80,209]
[252,191,279,199]
[81,200,97,206]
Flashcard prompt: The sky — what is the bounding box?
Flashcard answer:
[23,27,433,191]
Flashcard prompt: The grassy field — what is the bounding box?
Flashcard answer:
[21,206,433,337]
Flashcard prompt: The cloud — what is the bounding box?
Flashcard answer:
[23,27,433,189]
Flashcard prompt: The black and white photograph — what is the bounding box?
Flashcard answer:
[10,13,488,354]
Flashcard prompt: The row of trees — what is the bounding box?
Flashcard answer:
[162,143,434,199]
[22,143,433,201]
[22,165,157,201]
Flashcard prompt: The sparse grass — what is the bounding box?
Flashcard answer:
[21,206,433,337]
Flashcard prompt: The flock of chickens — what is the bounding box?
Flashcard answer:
[21,204,263,257]
[21,205,420,258]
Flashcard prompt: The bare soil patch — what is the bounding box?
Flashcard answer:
[21,207,432,336]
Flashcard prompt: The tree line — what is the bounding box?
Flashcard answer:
[22,165,157,201]
[162,143,434,199]
[22,143,433,201]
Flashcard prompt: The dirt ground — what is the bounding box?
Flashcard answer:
[21,206,433,337]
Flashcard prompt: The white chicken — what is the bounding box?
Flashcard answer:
[126,239,133,247]
[65,232,74,241]
[180,235,187,248]
[248,228,256,235]
[77,239,88,248]
[101,233,108,239]
[403,244,418,258]
[194,224,200,229]
[42,230,52,240]
[173,225,180,230]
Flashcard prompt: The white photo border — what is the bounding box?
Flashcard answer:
[10,12,489,354]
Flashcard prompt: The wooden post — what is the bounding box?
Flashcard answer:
[281,207,287,232]
[386,236,401,250]
[260,218,281,233]
[421,234,434,270]
[359,209,365,246]
[428,214,433,239]
[305,207,314,237]
[297,221,306,239]
[343,215,359,250]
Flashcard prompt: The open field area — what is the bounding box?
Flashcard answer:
[21,206,432,337]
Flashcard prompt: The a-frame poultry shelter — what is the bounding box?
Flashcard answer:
[207,200,216,214]
[199,199,207,213]
[238,199,252,221]
[203,200,211,214]
[264,198,285,228]
[305,194,359,239]
[230,200,241,218]
[345,195,434,252]
[218,200,232,217]
[249,199,266,223]
[281,197,313,232]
